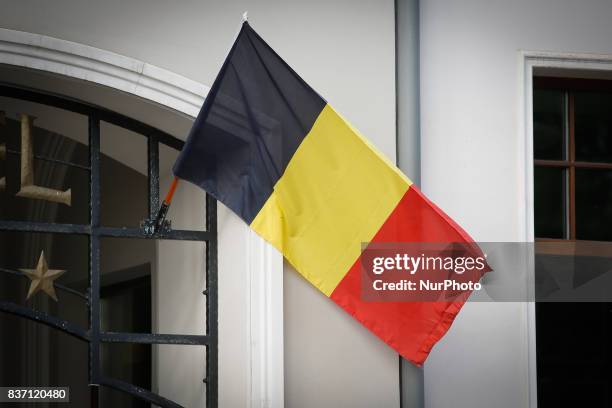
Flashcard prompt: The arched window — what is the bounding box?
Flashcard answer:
[0,84,217,408]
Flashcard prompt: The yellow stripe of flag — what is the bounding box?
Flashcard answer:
[251,104,412,296]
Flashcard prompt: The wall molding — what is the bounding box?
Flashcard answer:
[0,28,208,117]
[246,231,284,408]
[0,27,284,408]
[519,49,612,408]
[522,50,612,66]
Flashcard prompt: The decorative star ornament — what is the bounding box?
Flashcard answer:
[20,251,66,301]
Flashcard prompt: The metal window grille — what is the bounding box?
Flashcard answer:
[0,84,217,408]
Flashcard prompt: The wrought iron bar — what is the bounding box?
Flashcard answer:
[100,332,209,345]
[148,135,160,219]
[0,220,90,235]
[0,301,88,341]
[97,226,212,241]
[88,115,101,388]
[100,377,184,408]
[205,194,219,407]
[0,267,88,300]
[6,148,90,171]
[0,221,212,241]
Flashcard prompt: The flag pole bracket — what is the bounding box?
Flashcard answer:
[142,176,179,236]
[141,211,171,236]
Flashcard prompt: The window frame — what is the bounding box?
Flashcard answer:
[534,75,612,408]
[534,76,612,243]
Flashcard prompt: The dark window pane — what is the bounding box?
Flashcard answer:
[0,231,89,328]
[101,343,206,408]
[575,91,612,163]
[0,315,92,407]
[537,302,612,407]
[100,386,150,408]
[100,237,154,334]
[101,274,151,333]
[535,167,566,239]
[576,168,612,241]
[0,110,89,225]
[101,343,151,408]
[100,237,206,335]
[534,89,565,160]
[100,121,148,228]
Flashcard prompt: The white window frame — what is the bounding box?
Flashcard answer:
[520,49,612,408]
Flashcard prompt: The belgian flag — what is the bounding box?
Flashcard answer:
[174,21,478,366]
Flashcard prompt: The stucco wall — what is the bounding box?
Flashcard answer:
[418,1,612,407]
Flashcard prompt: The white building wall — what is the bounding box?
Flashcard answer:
[0,1,399,406]
[418,1,612,407]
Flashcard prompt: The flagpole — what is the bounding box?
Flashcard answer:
[153,176,179,233]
